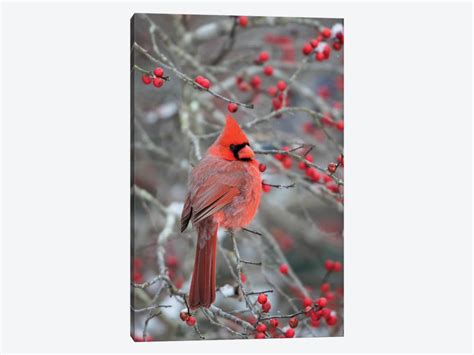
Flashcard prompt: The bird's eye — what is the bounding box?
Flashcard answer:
[230,144,236,150]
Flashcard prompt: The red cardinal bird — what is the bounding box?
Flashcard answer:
[181,115,262,310]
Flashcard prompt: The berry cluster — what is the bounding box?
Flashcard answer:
[234,49,292,112]
[179,311,197,327]
[301,293,339,328]
[141,67,168,88]
[303,112,343,139]
[271,81,289,110]
[325,259,342,272]
[257,293,272,313]
[327,154,344,175]
[194,75,211,89]
[254,322,267,339]
[300,24,344,62]
[272,147,342,194]
[246,258,342,340]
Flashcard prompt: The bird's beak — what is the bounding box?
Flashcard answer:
[238,145,255,160]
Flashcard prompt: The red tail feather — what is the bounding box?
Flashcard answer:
[189,221,218,310]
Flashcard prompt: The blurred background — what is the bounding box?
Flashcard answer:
[131,13,344,341]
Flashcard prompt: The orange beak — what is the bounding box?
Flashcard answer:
[237,145,255,160]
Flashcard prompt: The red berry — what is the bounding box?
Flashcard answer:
[259,163,267,172]
[258,51,270,62]
[250,75,261,89]
[282,146,290,151]
[327,182,340,193]
[322,173,332,183]
[311,319,320,327]
[326,314,337,326]
[267,86,278,97]
[166,255,178,267]
[180,311,190,321]
[318,85,331,100]
[328,163,337,174]
[132,271,143,283]
[312,310,323,321]
[325,259,334,271]
[317,297,328,308]
[141,74,152,85]
[310,38,320,48]
[255,332,265,339]
[332,41,342,51]
[235,75,244,85]
[298,161,307,170]
[320,282,330,293]
[305,167,316,178]
[336,120,344,131]
[272,98,283,110]
[274,153,284,161]
[153,67,164,77]
[277,80,287,91]
[336,32,344,43]
[262,301,271,312]
[194,75,204,84]
[304,306,313,316]
[186,316,196,326]
[201,78,210,89]
[321,27,332,38]
[305,154,314,163]
[302,43,313,55]
[263,65,273,76]
[240,273,247,283]
[285,328,295,338]
[303,297,313,308]
[310,169,321,182]
[289,317,299,328]
[282,157,292,169]
[238,82,251,92]
[262,183,271,193]
[320,113,334,126]
[257,293,268,305]
[256,323,267,333]
[315,51,325,61]
[227,103,238,113]
[323,45,331,59]
[238,16,248,27]
[333,261,342,272]
[337,154,344,167]
[195,76,210,89]
[153,78,165,88]
[325,291,335,301]
[279,263,289,275]
[321,308,331,319]
[270,319,279,328]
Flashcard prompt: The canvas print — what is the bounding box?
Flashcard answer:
[131,13,344,342]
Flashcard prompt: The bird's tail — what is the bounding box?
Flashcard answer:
[189,220,218,310]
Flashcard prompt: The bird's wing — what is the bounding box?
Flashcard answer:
[180,195,193,232]
[191,177,240,224]
[188,171,243,226]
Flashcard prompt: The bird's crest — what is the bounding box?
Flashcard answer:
[216,115,249,147]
